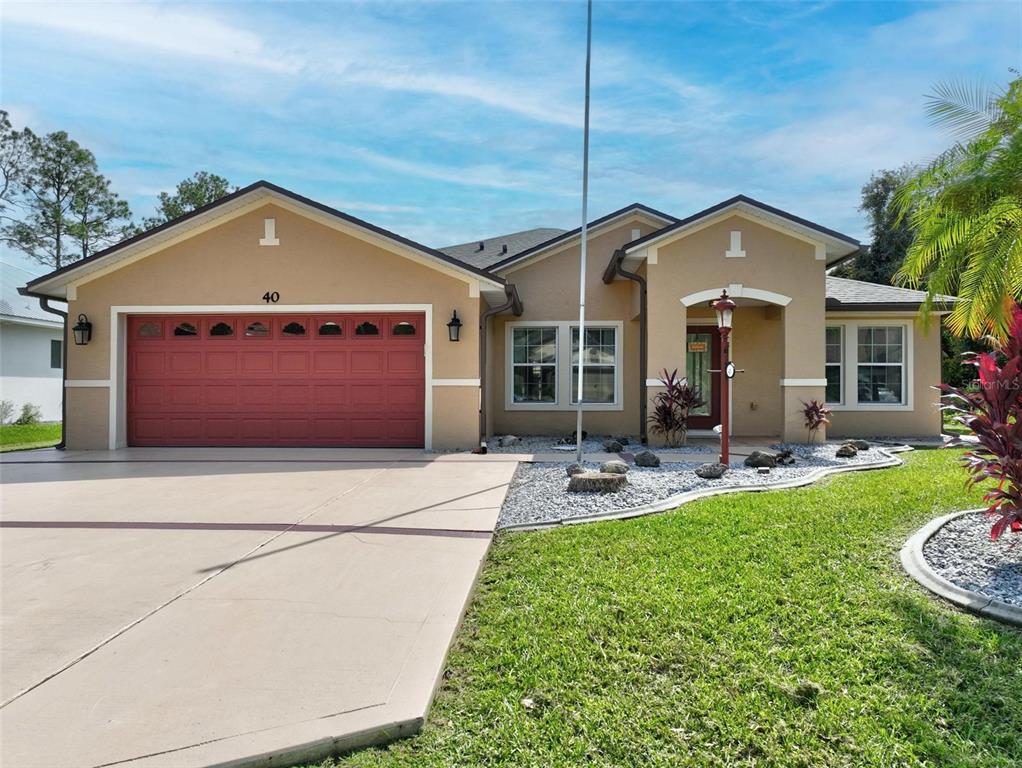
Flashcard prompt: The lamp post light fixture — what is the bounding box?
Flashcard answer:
[72,313,93,346]
[447,310,463,342]
[711,290,736,465]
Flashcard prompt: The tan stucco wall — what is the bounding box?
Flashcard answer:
[64,387,109,450]
[488,215,662,439]
[647,215,826,441]
[827,315,942,438]
[64,203,483,449]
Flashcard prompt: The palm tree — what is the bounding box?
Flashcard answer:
[895,77,1022,339]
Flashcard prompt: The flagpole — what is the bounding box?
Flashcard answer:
[575,0,592,465]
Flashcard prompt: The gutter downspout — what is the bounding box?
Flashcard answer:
[22,290,68,450]
[603,249,647,444]
[478,283,523,453]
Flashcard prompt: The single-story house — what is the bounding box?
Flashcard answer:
[21,181,945,450]
[2,262,65,422]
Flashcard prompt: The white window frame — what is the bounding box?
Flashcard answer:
[505,320,623,411]
[509,324,559,407]
[825,320,913,411]
[824,326,843,405]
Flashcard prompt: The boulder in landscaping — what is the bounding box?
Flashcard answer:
[695,462,727,479]
[836,443,858,458]
[744,450,777,468]
[567,471,628,493]
[565,463,585,477]
[634,449,660,468]
[775,448,795,466]
[496,434,520,448]
[600,459,629,475]
[602,439,624,453]
[846,439,870,451]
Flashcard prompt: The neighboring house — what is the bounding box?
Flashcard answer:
[1,262,65,422]
[21,181,945,450]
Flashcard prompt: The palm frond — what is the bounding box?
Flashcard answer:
[926,79,1003,141]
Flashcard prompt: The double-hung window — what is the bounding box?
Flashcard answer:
[856,326,905,405]
[512,327,557,403]
[571,327,617,404]
[824,327,842,404]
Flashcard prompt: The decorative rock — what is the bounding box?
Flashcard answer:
[695,462,727,479]
[566,463,585,477]
[602,439,624,453]
[567,471,628,493]
[614,436,631,446]
[775,448,795,466]
[744,450,777,468]
[634,449,661,468]
[600,459,629,475]
[496,434,521,448]
[846,439,870,451]
[836,443,858,458]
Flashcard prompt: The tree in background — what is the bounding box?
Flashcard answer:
[3,128,131,268]
[68,171,133,261]
[0,111,32,247]
[838,167,916,285]
[142,171,236,229]
[896,77,1022,339]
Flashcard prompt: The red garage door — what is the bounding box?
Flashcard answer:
[127,313,425,447]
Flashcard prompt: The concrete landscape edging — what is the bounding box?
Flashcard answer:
[900,510,1022,628]
[500,446,910,532]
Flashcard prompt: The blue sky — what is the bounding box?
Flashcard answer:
[1,0,1019,274]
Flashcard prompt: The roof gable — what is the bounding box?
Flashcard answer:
[488,203,677,273]
[825,276,953,311]
[621,195,860,268]
[25,181,505,301]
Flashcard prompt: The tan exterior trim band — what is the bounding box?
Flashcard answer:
[780,378,827,387]
[433,379,481,386]
[65,380,111,388]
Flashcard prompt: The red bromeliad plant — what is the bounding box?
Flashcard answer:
[940,303,1022,540]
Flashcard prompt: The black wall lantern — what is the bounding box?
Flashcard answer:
[72,313,93,346]
[447,310,462,342]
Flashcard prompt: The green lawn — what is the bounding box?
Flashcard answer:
[0,422,62,452]
[316,450,1021,768]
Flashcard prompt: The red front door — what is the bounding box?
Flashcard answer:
[126,313,425,447]
[686,326,721,430]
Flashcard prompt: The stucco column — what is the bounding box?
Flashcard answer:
[781,300,827,443]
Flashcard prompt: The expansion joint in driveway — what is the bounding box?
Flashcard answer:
[0,465,392,709]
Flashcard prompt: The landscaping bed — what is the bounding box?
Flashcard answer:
[498,442,896,529]
[923,511,1022,608]
[0,422,62,452]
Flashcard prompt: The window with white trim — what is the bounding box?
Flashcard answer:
[571,327,617,404]
[512,326,557,403]
[856,326,905,404]
[825,326,842,404]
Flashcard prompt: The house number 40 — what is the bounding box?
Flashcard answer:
[262,291,280,303]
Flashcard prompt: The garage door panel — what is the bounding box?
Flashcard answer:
[168,351,202,375]
[205,352,238,374]
[127,312,425,447]
[387,350,422,373]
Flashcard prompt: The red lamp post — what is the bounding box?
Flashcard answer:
[712,290,736,465]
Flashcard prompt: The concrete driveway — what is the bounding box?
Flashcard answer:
[0,448,517,768]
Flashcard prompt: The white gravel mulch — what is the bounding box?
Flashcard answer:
[485,434,712,455]
[497,443,891,529]
[923,511,1022,608]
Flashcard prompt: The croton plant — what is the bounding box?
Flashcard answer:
[940,303,1022,540]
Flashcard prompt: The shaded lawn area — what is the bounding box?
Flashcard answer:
[320,450,1020,768]
[0,422,61,452]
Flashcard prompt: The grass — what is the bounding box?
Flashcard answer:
[0,422,62,452]
[314,449,1020,768]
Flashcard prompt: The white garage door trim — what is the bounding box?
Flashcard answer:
[109,304,435,450]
